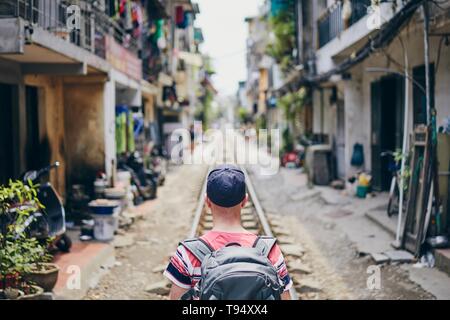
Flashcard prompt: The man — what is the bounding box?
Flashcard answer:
[164,164,292,300]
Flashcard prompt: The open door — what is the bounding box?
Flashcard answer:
[371,81,382,190]
[336,99,346,179]
[371,76,404,191]
[0,83,17,183]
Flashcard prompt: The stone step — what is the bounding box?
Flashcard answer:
[435,249,450,276]
[242,221,258,229]
[246,228,260,234]
[202,221,214,229]
[280,244,305,258]
[241,214,255,221]
[241,208,254,215]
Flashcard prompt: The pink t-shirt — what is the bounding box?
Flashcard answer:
[164,230,292,291]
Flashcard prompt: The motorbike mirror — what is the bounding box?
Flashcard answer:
[24,171,38,182]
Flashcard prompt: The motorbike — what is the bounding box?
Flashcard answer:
[281,144,305,168]
[150,147,168,186]
[118,152,158,203]
[381,151,402,217]
[13,162,72,252]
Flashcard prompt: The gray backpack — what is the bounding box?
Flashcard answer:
[179,236,285,300]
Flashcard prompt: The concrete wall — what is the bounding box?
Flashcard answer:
[312,88,333,135]
[103,79,116,182]
[343,69,371,176]
[24,75,66,197]
[63,82,106,186]
[340,20,450,179]
[315,2,396,74]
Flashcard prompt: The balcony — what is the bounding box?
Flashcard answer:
[318,0,387,48]
[0,0,139,59]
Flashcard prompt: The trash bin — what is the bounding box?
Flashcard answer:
[92,212,119,242]
[305,144,333,186]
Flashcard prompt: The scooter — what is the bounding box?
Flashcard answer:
[150,147,168,186]
[18,162,72,252]
[118,153,158,202]
[281,144,305,168]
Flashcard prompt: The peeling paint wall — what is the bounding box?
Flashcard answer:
[315,18,450,181]
[24,75,66,198]
[312,88,333,135]
[63,82,106,187]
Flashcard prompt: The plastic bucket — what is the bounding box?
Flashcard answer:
[88,201,121,215]
[356,185,368,199]
[92,213,118,241]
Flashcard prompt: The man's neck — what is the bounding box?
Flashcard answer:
[211,212,245,233]
[211,223,246,233]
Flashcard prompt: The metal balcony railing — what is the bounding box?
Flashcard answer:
[318,0,387,48]
[0,0,139,58]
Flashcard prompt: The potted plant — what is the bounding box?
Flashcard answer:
[0,180,47,299]
[23,239,60,292]
[0,235,45,300]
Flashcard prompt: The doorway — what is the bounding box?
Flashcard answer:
[0,83,17,184]
[25,85,49,171]
[371,75,404,191]
[335,99,346,179]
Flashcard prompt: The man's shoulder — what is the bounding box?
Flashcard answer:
[200,230,259,247]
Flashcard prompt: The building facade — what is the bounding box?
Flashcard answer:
[0,0,205,198]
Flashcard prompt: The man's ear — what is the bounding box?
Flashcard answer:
[205,194,212,208]
[241,193,249,208]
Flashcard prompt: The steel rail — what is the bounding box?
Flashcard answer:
[241,166,299,301]
[188,165,211,239]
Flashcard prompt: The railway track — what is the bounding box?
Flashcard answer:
[189,165,300,300]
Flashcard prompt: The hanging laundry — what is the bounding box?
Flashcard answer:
[154,19,164,40]
[122,0,133,31]
[131,1,143,37]
[127,112,135,152]
[119,0,126,15]
[183,12,192,28]
[175,6,185,28]
[116,108,127,154]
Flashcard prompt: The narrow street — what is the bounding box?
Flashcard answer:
[247,166,433,299]
[85,133,444,300]
[1,0,450,304]
[84,161,434,300]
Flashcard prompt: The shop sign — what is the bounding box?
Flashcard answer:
[105,35,142,80]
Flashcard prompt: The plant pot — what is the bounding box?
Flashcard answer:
[0,288,24,300]
[16,285,44,300]
[24,263,60,292]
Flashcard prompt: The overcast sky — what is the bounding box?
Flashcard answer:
[195,0,264,96]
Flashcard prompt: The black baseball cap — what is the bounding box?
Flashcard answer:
[206,164,246,208]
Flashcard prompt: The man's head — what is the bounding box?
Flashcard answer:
[206,164,248,218]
